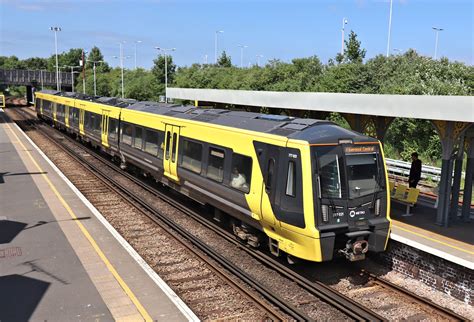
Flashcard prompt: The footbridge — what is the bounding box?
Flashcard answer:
[167,87,474,228]
[0,69,73,102]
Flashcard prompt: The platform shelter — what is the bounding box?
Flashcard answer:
[167,87,474,228]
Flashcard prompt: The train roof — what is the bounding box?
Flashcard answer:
[124,101,377,144]
[36,91,378,144]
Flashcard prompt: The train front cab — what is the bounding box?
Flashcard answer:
[312,141,391,262]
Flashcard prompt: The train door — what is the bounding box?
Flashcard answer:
[79,109,85,135]
[163,124,180,182]
[65,105,70,128]
[52,102,57,122]
[264,145,281,224]
[101,110,110,147]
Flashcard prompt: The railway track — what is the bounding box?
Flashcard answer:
[9,105,466,321]
[9,108,299,320]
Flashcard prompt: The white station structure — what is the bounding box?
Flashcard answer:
[167,87,474,227]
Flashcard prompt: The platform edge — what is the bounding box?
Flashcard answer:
[12,120,200,322]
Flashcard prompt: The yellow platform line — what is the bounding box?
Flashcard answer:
[392,220,474,255]
[5,121,152,322]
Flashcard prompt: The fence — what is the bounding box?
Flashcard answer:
[386,158,442,182]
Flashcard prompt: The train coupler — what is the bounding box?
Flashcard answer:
[339,239,369,261]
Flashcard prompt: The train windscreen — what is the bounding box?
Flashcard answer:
[314,144,385,200]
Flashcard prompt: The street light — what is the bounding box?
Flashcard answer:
[119,41,126,98]
[50,26,61,91]
[386,0,393,57]
[256,54,264,67]
[112,53,131,98]
[134,40,142,69]
[86,60,103,96]
[432,27,444,60]
[155,46,176,103]
[341,18,348,56]
[215,30,224,64]
[63,65,81,92]
[238,45,248,68]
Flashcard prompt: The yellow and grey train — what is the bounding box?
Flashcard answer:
[35,90,391,263]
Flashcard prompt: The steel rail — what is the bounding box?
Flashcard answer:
[11,107,306,322]
[360,270,465,321]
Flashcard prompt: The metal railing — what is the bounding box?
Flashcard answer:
[386,158,442,182]
[0,69,72,86]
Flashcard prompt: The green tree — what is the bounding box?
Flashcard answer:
[340,30,366,64]
[217,51,232,67]
[0,56,25,69]
[86,46,110,72]
[23,57,48,70]
[152,54,176,86]
[125,68,161,101]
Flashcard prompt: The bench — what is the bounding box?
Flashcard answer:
[392,184,420,217]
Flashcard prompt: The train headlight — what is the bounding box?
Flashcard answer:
[322,205,329,223]
[375,199,381,216]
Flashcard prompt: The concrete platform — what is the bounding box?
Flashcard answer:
[390,196,474,270]
[0,108,198,321]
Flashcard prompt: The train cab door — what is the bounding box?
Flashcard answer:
[101,110,110,147]
[163,124,180,182]
[254,141,279,226]
[264,145,280,225]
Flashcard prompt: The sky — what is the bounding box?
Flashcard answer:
[0,0,473,69]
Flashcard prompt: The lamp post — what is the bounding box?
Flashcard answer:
[113,52,130,98]
[215,30,224,64]
[58,67,63,91]
[155,46,176,103]
[256,54,264,67]
[238,45,248,68]
[80,49,88,94]
[86,60,103,96]
[50,26,61,91]
[64,65,81,92]
[341,18,348,56]
[40,70,44,90]
[119,42,126,98]
[134,40,142,69]
[432,27,444,60]
[386,0,393,57]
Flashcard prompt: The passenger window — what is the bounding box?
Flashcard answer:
[165,131,171,160]
[157,132,164,159]
[171,133,178,162]
[84,111,91,129]
[266,158,275,192]
[134,127,143,149]
[207,148,225,182]
[108,119,118,140]
[144,129,158,155]
[93,114,101,133]
[89,113,96,131]
[121,123,132,145]
[286,161,296,197]
[181,139,202,173]
[231,154,252,193]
